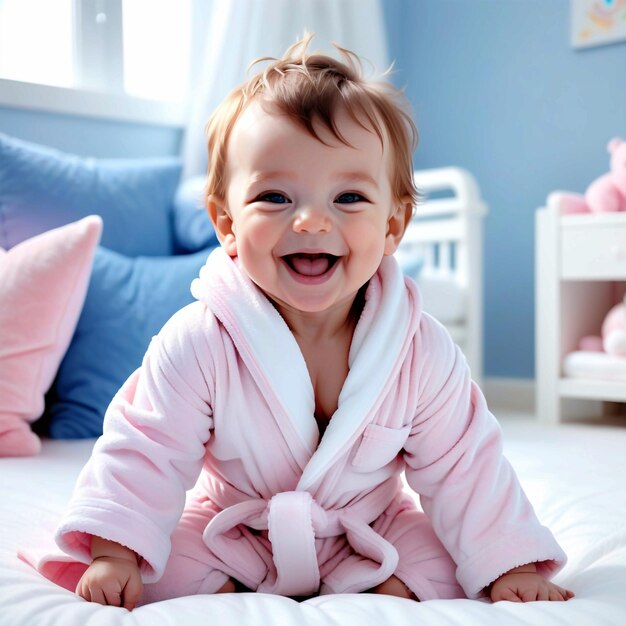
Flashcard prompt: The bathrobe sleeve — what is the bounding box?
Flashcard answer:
[402,313,566,599]
[55,303,215,582]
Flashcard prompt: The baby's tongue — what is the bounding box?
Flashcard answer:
[290,254,331,276]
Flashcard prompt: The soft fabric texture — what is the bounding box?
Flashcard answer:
[0,216,102,457]
[172,175,218,253]
[34,248,565,601]
[11,422,625,625]
[42,247,213,439]
[602,294,626,356]
[585,138,626,213]
[576,294,626,357]
[563,351,626,382]
[0,133,181,256]
[578,335,605,352]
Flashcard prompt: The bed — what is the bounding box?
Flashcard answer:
[2,417,626,625]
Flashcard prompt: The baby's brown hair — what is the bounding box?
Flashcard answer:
[205,34,419,207]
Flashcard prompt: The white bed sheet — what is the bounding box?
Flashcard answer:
[1,418,626,625]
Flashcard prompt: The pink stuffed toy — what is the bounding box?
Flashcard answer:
[587,138,626,213]
[549,138,626,215]
[602,294,626,357]
[579,294,626,357]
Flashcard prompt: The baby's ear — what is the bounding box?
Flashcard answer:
[384,198,414,255]
[207,195,237,256]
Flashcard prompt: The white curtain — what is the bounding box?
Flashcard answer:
[181,0,390,178]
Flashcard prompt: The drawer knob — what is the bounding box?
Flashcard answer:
[611,244,626,261]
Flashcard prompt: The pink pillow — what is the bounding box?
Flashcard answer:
[0,216,102,456]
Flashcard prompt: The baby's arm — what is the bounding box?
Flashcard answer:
[55,305,217,586]
[488,563,574,602]
[402,314,567,598]
[75,536,143,611]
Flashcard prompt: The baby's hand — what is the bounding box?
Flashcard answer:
[75,556,143,610]
[489,566,574,603]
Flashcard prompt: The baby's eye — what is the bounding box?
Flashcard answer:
[335,192,367,204]
[257,192,290,204]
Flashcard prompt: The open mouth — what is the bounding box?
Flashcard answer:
[282,253,340,277]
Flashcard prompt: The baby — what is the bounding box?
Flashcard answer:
[55,36,574,609]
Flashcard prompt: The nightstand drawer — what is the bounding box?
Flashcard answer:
[561,221,626,279]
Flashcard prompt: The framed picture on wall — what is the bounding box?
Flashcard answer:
[571,0,626,48]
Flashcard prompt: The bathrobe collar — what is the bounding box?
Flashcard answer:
[191,248,418,491]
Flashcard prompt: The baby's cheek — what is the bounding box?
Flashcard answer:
[350,222,388,258]
[236,219,280,255]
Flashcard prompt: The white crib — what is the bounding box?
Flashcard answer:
[397,167,488,384]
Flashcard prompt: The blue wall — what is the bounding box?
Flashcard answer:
[0,106,181,158]
[384,0,626,378]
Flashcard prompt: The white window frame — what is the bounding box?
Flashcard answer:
[0,78,187,127]
[0,0,197,128]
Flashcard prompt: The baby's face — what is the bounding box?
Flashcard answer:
[213,99,406,315]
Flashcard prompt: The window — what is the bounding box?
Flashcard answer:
[0,0,194,125]
[123,0,191,102]
[0,0,74,89]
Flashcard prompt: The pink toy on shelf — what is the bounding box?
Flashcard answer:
[578,293,626,357]
[548,137,626,215]
[602,294,626,357]
[578,335,604,352]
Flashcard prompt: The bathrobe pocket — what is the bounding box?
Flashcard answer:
[351,424,411,472]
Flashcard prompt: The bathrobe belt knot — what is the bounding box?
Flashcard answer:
[202,483,401,597]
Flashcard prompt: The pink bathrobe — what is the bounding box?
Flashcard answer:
[46,248,565,601]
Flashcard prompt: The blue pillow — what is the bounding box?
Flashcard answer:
[43,246,214,439]
[0,133,181,256]
[172,175,218,253]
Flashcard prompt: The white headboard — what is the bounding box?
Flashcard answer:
[399,167,488,381]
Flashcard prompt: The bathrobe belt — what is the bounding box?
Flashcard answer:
[202,480,401,597]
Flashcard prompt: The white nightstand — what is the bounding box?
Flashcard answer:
[535,199,626,422]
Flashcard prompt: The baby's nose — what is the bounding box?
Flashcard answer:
[293,205,332,233]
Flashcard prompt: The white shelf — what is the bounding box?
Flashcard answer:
[561,212,626,228]
[536,202,626,422]
[559,378,626,402]
[560,212,626,280]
